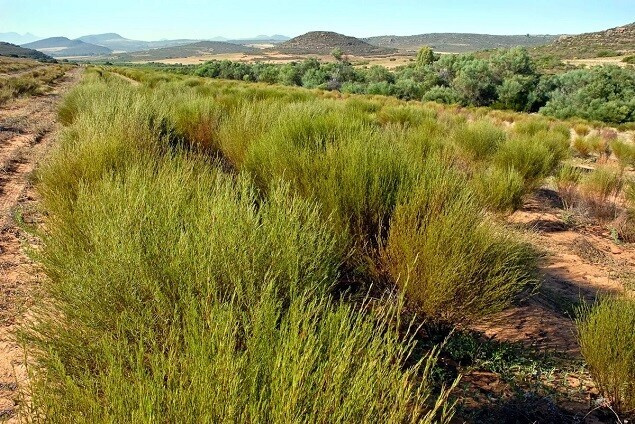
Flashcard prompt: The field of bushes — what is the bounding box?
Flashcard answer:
[21,66,635,421]
[122,47,635,125]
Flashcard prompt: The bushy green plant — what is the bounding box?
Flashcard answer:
[572,136,592,157]
[452,120,506,161]
[576,297,635,414]
[245,103,413,241]
[494,134,559,186]
[573,123,591,136]
[472,165,526,211]
[30,154,452,423]
[610,139,635,168]
[578,166,623,217]
[382,157,538,323]
[554,163,582,208]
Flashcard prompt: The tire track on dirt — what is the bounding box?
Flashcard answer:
[0,67,81,422]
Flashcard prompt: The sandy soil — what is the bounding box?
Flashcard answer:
[0,67,81,422]
[460,186,634,422]
[565,56,632,68]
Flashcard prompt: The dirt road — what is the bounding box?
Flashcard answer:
[0,67,81,422]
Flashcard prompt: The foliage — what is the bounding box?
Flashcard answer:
[382,157,538,323]
[29,75,460,422]
[539,66,635,124]
[577,297,635,414]
[151,48,635,125]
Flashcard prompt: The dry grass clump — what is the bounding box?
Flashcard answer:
[572,136,592,157]
[573,123,591,136]
[452,120,506,162]
[554,164,583,208]
[577,297,635,414]
[577,166,623,218]
[610,139,635,169]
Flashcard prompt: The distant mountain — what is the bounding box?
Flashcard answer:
[112,41,259,62]
[0,42,53,61]
[364,33,557,53]
[76,33,127,44]
[76,33,200,53]
[0,32,40,45]
[252,34,290,41]
[22,37,111,57]
[531,22,635,59]
[277,31,397,56]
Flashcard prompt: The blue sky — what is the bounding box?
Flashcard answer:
[1,0,634,40]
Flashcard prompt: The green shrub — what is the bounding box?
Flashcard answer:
[382,157,538,323]
[572,136,591,157]
[376,104,436,127]
[513,118,550,136]
[452,120,506,161]
[573,123,590,136]
[494,133,561,185]
[554,164,582,208]
[577,297,635,414]
[587,134,609,156]
[626,179,635,207]
[578,166,623,217]
[170,96,225,151]
[30,156,453,423]
[610,139,635,168]
[472,165,526,211]
[28,71,462,422]
[244,102,413,241]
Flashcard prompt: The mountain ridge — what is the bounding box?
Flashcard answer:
[277,31,397,56]
[22,37,111,57]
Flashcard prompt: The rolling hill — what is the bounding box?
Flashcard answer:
[77,33,201,53]
[22,37,111,57]
[0,42,53,61]
[531,22,635,59]
[75,33,291,53]
[0,32,40,45]
[365,33,557,53]
[276,31,397,56]
[112,41,259,62]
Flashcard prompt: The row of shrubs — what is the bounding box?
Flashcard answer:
[28,67,464,422]
[29,67,635,419]
[120,46,635,124]
[0,64,70,105]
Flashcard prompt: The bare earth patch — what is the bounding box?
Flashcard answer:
[457,186,634,422]
[0,67,81,423]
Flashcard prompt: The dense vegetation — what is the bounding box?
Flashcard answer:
[21,65,635,421]
[142,47,635,124]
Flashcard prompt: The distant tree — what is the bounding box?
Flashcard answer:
[301,68,329,88]
[278,63,302,86]
[366,65,394,83]
[496,75,538,111]
[415,46,435,68]
[331,47,344,61]
[255,64,280,84]
[422,85,462,104]
[492,47,535,78]
[452,59,497,106]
